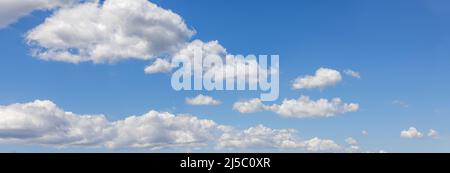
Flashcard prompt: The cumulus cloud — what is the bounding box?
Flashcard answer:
[232,98,266,114]
[233,95,359,118]
[343,69,361,79]
[301,137,342,152]
[0,100,216,149]
[400,127,424,139]
[26,0,194,63]
[0,0,85,28]
[217,124,342,152]
[170,39,275,84]
[144,58,172,74]
[292,68,342,90]
[185,94,221,106]
[0,100,345,152]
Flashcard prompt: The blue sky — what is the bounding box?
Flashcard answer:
[0,0,450,152]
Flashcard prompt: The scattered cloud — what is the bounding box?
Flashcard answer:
[400,127,424,139]
[343,69,361,79]
[144,58,172,74]
[233,95,359,118]
[427,129,439,139]
[345,137,358,145]
[185,94,221,106]
[292,68,342,90]
[0,100,347,152]
[217,124,342,152]
[0,0,85,28]
[232,98,266,114]
[26,0,194,63]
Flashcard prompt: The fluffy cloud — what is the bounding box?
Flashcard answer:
[0,100,216,149]
[0,100,112,146]
[400,127,424,139]
[292,68,342,90]
[0,0,85,28]
[233,95,359,118]
[217,124,342,152]
[185,94,221,106]
[0,100,345,152]
[343,69,361,79]
[144,58,172,74]
[232,98,266,114]
[301,137,342,152]
[106,111,217,149]
[26,0,194,63]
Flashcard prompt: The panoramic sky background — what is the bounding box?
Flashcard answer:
[0,0,449,152]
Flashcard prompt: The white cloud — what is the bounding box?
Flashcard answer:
[292,68,342,90]
[217,124,342,152]
[0,100,215,149]
[345,137,357,145]
[0,0,85,28]
[170,39,275,84]
[26,0,194,63]
[185,94,221,106]
[427,129,439,139]
[400,127,424,139]
[0,100,346,152]
[0,100,112,146]
[144,58,172,74]
[234,96,359,118]
[343,69,361,79]
[301,137,342,152]
[232,98,266,114]
[106,111,217,149]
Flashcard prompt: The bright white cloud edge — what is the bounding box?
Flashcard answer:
[0,100,357,152]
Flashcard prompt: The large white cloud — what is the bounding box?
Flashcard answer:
[292,68,342,90]
[26,0,194,63]
[0,0,85,28]
[233,95,359,118]
[0,100,346,152]
[0,100,112,146]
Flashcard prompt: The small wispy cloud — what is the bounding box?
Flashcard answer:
[343,69,361,79]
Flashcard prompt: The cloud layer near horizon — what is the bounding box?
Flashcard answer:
[0,100,346,152]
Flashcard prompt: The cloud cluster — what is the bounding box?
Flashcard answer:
[185,94,221,106]
[217,125,342,152]
[292,68,342,90]
[233,95,359,118]
[400,127,439,139]
[26,0,194,63]
[0,100,346,152]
